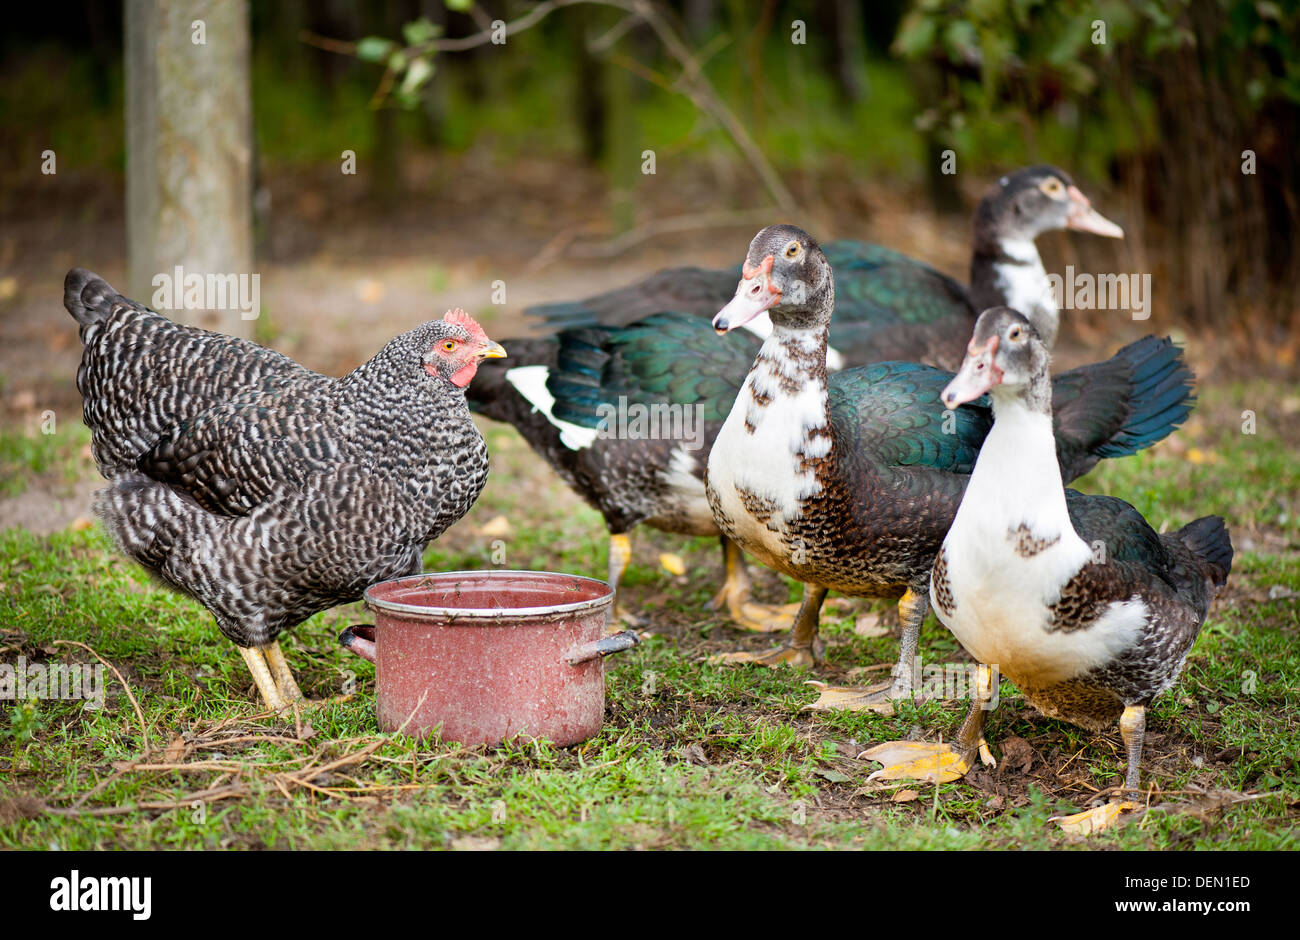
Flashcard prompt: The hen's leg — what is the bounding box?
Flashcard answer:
[709,537,801,632]
[264,640,304,703]
[802,586,929,712]
[710,584,827,667]
[238,645,291,713]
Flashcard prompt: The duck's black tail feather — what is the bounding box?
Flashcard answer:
[1174,515,1233,588]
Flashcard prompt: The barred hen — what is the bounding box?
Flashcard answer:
[65,269,505,711]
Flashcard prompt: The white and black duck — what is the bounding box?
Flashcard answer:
[862,308,1232,830]
[529,166,1122,368]
[706,225,1195,711]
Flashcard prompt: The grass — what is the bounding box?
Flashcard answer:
[1,381,1297,850]
[0,422,90,498]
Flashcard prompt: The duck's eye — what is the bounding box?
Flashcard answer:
[442,340,458,352]
[784,241,801,258]
[1040,178,1064,197]
[1009,327,1023,342]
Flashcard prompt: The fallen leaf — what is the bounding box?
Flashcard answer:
[892,789,920,803]
[298,722,317,741]
[477,514,511,537]
[69,517,94,532]
[999,735,1035,774]
[678,743,709,766]
[851,611,890,637]
[658,552,686,576]
[813,768,853,784]
[161,736,187,762]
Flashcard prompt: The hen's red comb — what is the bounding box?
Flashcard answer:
[443,308,489,345]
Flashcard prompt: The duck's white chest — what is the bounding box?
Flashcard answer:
[706,350,830,560]
[932,409,1143,685]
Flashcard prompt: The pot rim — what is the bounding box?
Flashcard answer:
[363,569,614,622]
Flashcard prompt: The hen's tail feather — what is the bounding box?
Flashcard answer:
[64,269,133,328]
[1094,336,1196,459]
[1173,515,1233,588]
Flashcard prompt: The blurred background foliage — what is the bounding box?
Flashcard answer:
[2,0,1297,330]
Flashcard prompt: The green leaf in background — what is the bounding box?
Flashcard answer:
[355,36,395,63]
[444,0,474,12]
[402,17,441,47]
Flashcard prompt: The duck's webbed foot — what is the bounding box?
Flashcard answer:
[709,584,827,668]
[1051,704,1146,834]
[858,664,998,782]
[709,538,800,632]
[799,587,928,713]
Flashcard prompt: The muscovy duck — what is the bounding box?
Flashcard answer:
[66,269,505,712]
[530,166,1121,368]
[467,314,800,629]
[705,226,1194,710]
[861,308,1231,832]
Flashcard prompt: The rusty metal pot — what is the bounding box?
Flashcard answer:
[338,570,636,745]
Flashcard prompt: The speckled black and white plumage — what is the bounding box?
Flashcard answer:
[936,307,1231,734]
[66,269,492,651]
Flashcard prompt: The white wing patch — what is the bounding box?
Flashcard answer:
[505,365,599,450]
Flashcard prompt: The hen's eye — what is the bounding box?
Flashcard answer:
[784,241,801,258]
[442,340,457,352]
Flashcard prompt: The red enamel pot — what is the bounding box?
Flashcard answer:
[338,570,636,746]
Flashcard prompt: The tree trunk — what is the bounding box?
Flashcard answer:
[126,0,254,335]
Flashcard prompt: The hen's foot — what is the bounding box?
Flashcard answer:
[238,645,292,713]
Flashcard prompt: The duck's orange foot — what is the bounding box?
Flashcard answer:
[1051,800,1141,834]
[858,740,993,784]
[709,644,816,668]
[801,679,900,714]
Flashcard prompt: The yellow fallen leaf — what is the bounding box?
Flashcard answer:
[1185,447,1218,465]
[892,789,920,803]
[477,515,511,537]
[659,552,686,576]
[0,277,17,301]
[69,517,93,532]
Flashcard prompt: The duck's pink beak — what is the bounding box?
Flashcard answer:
[942,335,1002,409]
[714,254,780,334]
[1066,185,1124,239]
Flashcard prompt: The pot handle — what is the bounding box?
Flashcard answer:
[339,624,377,664]
[564,630,639,666]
